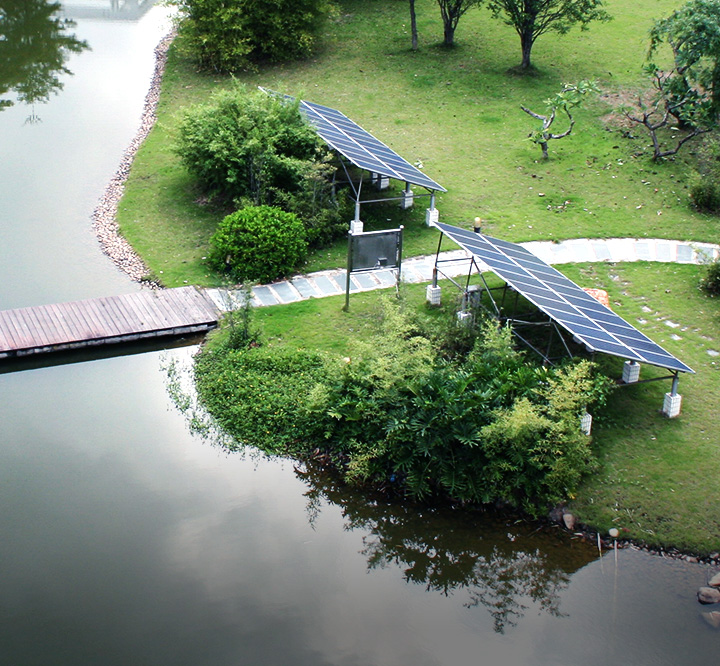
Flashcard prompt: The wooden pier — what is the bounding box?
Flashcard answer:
[0,287,220,359]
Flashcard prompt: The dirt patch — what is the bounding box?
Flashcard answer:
[598,86,657,131]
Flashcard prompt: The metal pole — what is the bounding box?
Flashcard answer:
[396,226,404,297]
[671,372,679,396]
[344,232,353,311]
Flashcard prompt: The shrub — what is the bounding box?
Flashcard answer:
[195,300,614,515]
[208,205,308,283]
[172,0,336,73]
[689,170,720,213]
[194,345,330,454]
[175,87,322,203]
[700,259,720,295]
[175,87,347,248]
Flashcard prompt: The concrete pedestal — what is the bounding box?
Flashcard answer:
[425,207,439,227]
[350,220,364,235]
[426,285,442,306]
[401,189,414,209]
[622,360,641,383]
[580,412,593,435]
[663,392,682,418]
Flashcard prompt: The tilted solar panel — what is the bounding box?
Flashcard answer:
[262,90,446,192]
[435,222,693,374]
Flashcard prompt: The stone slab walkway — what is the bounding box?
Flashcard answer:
[205,237,720,311]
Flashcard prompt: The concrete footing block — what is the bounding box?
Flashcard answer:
[663,392,682,418]
[426,284,442,305]
[622,360,641,383]
[425,208,439,227]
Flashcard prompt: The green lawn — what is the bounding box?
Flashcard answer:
[118,0,718,287]
[117,0,720,552]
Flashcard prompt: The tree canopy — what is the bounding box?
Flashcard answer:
[648,0,720,117]
[487,0,610,70]
[171,0,336,73]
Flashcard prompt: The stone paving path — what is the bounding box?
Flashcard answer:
[205,237,720,311]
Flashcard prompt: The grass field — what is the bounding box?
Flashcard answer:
[118,0,718,286]
[117,0,720,553]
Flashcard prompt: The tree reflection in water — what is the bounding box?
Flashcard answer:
[298,460,598,634]
[0,0,89,116]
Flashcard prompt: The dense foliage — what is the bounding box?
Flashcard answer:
[195,299,612,515]
[208,206,308,283]
[175,87,347,248]
[649,0,720,119]
[700,259,720,295]
[171,0,336,72]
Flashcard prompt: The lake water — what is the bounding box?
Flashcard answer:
[1,2,718,664]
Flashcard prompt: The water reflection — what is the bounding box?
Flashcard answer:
[297,462,597,633]
[0,0,88,115]
[60,0,156,21]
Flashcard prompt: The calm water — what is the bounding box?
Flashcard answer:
[0,3,718,664]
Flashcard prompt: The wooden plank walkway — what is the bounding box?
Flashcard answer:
[0,287,220,359]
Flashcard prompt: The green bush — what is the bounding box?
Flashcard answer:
[209,205,308,283]
[172,0,336,73]
[195,298,613,515]
[688,170,720,213]
[194,345,330,454]
[175,87,347,248]
[700,259,720,295]
[175,87,321,203]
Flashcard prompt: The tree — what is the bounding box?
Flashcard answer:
[618,0,720,161]
[0,0,88,112]
[620,67,713,161]
[436,0,483,47]
[521,80,598,158]
[487,0,610,71]
[648,0,720,118]
[171,0,336,73]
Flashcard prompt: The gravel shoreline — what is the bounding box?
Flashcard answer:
[91,31,176,288]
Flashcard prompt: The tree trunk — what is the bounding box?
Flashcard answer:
[410,0,418,51]
[520,31,533,69]
[443,22,455,47]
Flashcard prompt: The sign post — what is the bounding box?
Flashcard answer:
[344,226,403,310]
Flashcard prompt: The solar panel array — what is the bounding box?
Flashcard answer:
[435,222,693,374]
[261,89,445,192]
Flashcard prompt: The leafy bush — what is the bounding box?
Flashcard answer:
[175,88,320,202]
[688,134,720,213]
[208,205,308,283]
[689,170,720,213]
[700,259,720,295]
[175,87,347,247]
[195,299,613,515]
[194,345,331,454]
[172,0,336,72]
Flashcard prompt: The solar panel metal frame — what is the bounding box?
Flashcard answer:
[434,222,693,374]
[261,90,446,193]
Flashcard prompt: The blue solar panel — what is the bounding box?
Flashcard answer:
[262,90,446,193]
[435,222,693,374]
